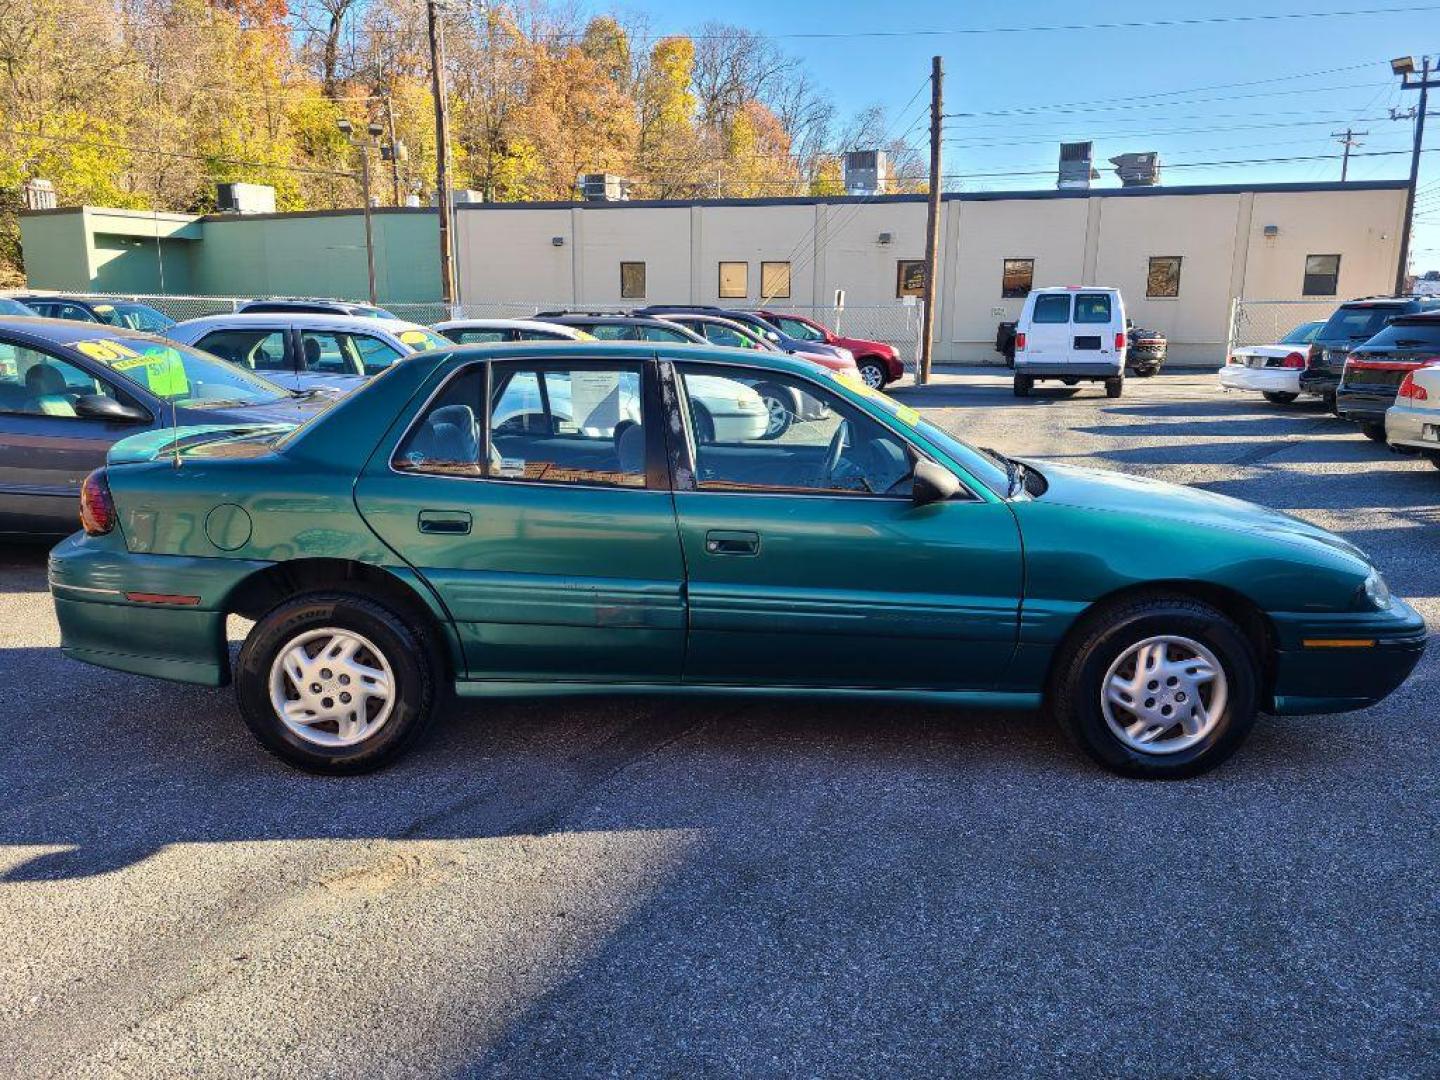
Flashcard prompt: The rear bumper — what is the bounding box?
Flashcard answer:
[1268,597,1428,714]
[1217,366,1302,394]
[1013,360,1122,378]
[1298,369,1341,395]
[1335,387,1396,425]
[1385,402,1440,452]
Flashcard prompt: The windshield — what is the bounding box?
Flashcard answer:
[826,371,1010,495]
[1279,321,1324,345]
[0,298,35,316]
[65,333,290,407]
[1360,321,1440,350]
[93,302,176,333]
[397,328,452,351]
[1320,305,1400,342]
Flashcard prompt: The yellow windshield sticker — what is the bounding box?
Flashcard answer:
[110,348,189,397]
[398,330,431,346]
[575,330,597,341]
[894,404,920,426]
[92,304,115,313]
[74,339,140,363]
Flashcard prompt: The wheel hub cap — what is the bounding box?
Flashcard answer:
[861,366,884,388]
[1100,635,1227,755]
[269,627,396,748]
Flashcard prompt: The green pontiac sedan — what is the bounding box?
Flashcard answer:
[48,343,1425,778]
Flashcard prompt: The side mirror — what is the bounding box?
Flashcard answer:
[911,458,961,505]
[74,394,150,424]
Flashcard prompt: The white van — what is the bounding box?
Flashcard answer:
[1012,286,1127,398]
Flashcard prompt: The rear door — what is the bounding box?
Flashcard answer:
[1023,293,1072,360]
[1072,292,1119,366]
[354,354,687,683]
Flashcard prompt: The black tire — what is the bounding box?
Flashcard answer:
[753,383,792,439]
[1262,391,1299,405]
[235,592,440,774]
[1360,422,1387,443]
[1132,365,1160,378]
[1013,374,1033,397]
[1105,376,1123,399]
[1049,596,1261,779]
[1325,392,1338,415]
[856,359,888,389]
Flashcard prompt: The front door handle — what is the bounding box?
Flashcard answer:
[705,529,760,556]
[418,510,472,535]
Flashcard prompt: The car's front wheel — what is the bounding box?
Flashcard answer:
[1049,596,1260,778]
[235,593,440,774]
[1263,391,1299,404]
[856,359,888,389]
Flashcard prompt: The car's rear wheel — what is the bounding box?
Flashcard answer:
[1430,454,1440,470]
[1262,391,1299,404]
[1049,597,1260,778]
[1013,375,1033,397]
[1105,376,1124,398]
[857,359,887,389]
[1361,422,1387,443]
[235,593,439,774]
[754,383,793,439]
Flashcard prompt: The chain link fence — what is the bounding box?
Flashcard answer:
[1226,298,1339,356]
[14,291,931,375]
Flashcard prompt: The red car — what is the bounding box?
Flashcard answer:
[755,310,905,389]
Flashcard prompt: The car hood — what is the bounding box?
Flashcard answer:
[1021,460,1368,560]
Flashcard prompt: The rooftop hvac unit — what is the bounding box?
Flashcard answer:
[843,150,891,196]
[215,182,276,214]
[22,178,57,211]
[1057,142,1099,190]
[575,173,634,202]
[1110,151,1161,187]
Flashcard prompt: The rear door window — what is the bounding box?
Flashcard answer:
[450,328,510,344]
[196,328,291,373]
[1032,294,1071,324]
[1074,294,1113,324]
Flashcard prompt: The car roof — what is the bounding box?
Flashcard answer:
[1388,310,1440,322]
[426,338,829,376]
[0,314,156,342]
[171,312,427,333]
[433,318,584,336]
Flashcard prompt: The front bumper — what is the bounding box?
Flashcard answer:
[1335,387,1396,425]
[49,533,271,686]
[1268,596,1427,714]
[1385,402,1440,453]
[1217,365,1302,394]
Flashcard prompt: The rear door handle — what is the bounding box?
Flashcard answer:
[418,510,472,535]
[705,529,760,556]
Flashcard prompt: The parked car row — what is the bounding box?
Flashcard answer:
[1219,294,1440,467]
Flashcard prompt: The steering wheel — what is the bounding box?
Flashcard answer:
[822,420,850,486]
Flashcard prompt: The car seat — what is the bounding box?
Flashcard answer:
[23,363,77,416]
[302,336,324,372]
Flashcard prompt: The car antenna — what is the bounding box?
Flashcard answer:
[168,343,182,470]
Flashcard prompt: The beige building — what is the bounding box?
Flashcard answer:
[454,180,1408,365]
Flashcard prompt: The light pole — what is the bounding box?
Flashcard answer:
[1391,55,1438,295]
[338,118,393,306]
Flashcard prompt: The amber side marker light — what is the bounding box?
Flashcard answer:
[1302,639,1377,648]
[124,592,201,606]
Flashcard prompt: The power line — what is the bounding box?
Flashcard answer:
[944,80,1380,121]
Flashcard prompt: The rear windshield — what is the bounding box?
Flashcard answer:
[1319,305,1401,342]
[1032,294,1071,324]
[1361,321,1440,350]
[1279,321,1324,345]
[1074,294,1113,324]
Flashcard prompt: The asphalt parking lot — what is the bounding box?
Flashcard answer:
[2,368,1436,1079]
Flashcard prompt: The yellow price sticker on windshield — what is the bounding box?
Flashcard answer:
[398,330,431,347]
[74,339,140,363]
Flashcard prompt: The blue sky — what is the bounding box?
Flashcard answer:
[606,0,1440,272]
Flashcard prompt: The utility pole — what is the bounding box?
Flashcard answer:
[339,119,389,306]
[427,0,457,308]
[1393,55,1437,295]
[384,96,403,206]
[1330,127,1368,181]
[919,55,943,385]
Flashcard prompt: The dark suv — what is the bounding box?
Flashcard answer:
[1335,311,1440,439]
[1300,296,1440,405]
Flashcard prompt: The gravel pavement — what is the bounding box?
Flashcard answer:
[1,369,1435,1078]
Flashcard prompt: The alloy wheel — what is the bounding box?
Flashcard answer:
[269,627,396,747]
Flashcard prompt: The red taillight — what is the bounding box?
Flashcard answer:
[79,469,115,536]
[1014,332,1027,351]
[1115,331,1126,350]
[1398,373,1429,401]
[1281,351,1305,369]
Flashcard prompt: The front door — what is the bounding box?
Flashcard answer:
[355,356,687,683]
[668,361,1023,690]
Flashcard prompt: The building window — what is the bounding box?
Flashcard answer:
[1303,254,1341,296]
[1001,258,1034,299]
[761,261,791,299]
[719,261,748,299]
[1146,256,1182,298]
[620,261,646,299]
[897,260,926,297]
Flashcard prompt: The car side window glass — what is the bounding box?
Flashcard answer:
[675,363,913,497]
[352,334,404,375]
[0,345,120,418]
[1074,294,1113,324]
[1032,294,1071,324]
[453,328,508,344]
[196,329,290,372]
[703,324,747,347]
[586,324,633,341]
[393,366,486,476]
[488,362,646,488]
[299,331,361,375]
[640,325,691,343]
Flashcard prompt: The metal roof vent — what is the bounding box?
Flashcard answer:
[1110,151,1161,187]
[1057,142,1099,190]
[576,173,634,202]
[844,151,891,196]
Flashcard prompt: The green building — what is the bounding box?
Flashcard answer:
[18,206,442,303]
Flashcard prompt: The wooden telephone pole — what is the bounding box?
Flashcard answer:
[1330,127,1368,182]
[427,0,456,308]
[919,56,943,384]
